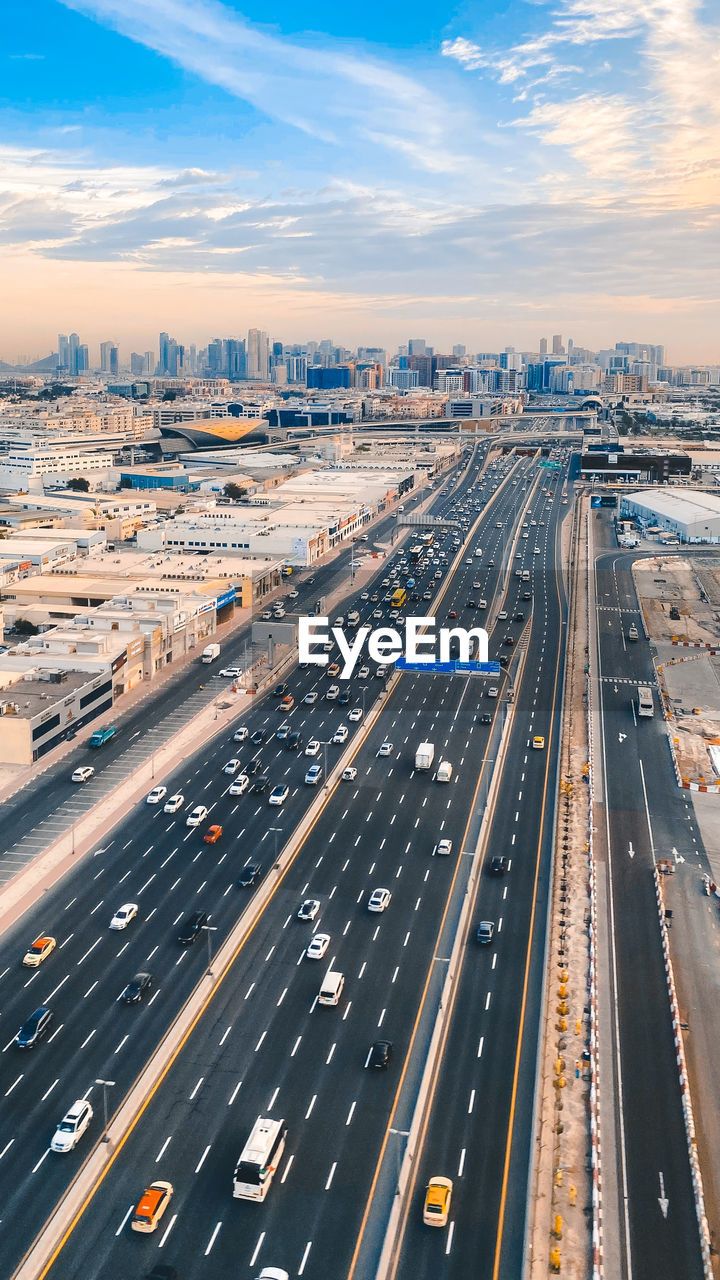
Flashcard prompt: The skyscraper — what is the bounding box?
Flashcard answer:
[552,334,563,355]
[246,329,270,380]
[100,341,118,374]
[408,338,427,356]
[539,338,548,356]
[452,344,466,358]
[57,334,69,370]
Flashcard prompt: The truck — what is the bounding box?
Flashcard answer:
[201,643,221,663]
[88,725,116,748]
[347,610,360,628]
[415,742,435,771]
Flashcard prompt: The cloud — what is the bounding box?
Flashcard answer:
[59,0,471,176]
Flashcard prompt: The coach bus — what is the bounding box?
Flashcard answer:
[233,1117,287,1201]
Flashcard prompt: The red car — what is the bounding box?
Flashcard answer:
[447,610,458,619]
[204,824,223,844]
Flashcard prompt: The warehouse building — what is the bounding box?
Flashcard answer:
[620,490,720,542]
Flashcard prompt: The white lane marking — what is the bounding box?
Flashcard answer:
[115,1204,133,1236]
[195,1145,211,1174]
[114,1034,129,1055]
[458,1148,466,1177]
[32,1148,51,1174]
[228,1081,242,1106]
[298,1241,312,1275]
[189,1077,204,1100]
[346,1100,356,1126]
[281,1153,294,1183]
[249,1232,266,1268]
[155,1135,172,1163]
[41,1078,59,1101]
[305,1094,317,1119]
[204,1221,222,1256]
[291,1036,302,1057]
[158,1213,177,1247]
[477,1035,484,1059]
[0,1139,14,1160]
[468,1089,476,1114]
[325,1161,337,1190]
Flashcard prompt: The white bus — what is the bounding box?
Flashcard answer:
[233,1117,287,1201]
[637,686,654,718]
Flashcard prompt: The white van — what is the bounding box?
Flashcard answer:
[436,760,453,783]
[318,970,345,1006]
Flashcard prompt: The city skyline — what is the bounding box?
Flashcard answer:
[2,0,719,359]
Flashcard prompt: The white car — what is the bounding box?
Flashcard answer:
[305,764,323,786]
[488,687,498,698]
[373,609,383,619]
[297,898,320,921]
[164,793,184,814]
[498,610,508,621]
[229,774,250,795]
[342,766,358,781]
[360,592,369,601]
[304,691,318,705]
[534,547,541,554]
[326,685,340,701]
[219,667,242,679]
[348,707,363,722]
[223,758,241,775]
[357,666,370,680]
[305,740,321,757]
[110,903,138,931]
[51,1099,94,1153]
[146,785,167,805]
[186,805,208,827]
[261,610,273,620]
[273,608,286,619]
[288,590,299,599]
[377,742,393,757]
[72,766,94,784]
[433,839,453,857]
[368,887,392,913]
[233,726,249,742]
[269,784,289,806]
[306,932,330,960]
[333,725,349,745]
[473,581,482,589]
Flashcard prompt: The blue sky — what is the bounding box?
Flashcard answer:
[1,0,719,361]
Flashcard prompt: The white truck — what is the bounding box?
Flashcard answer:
[415,742,435,771]
[201,643,221,663]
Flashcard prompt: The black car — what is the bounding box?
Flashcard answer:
[338,689,352,706]
[499,654,509,668]
[410,592,420,601]
[244,757,263,775]
[15,1006,53,1049]
[251,775,270,793]
[121,972,152,1004]
[250,729,266,745]
[237,863,262,888]
[489,856,507,875]
[480,712,492,724]
[466,600,476,608]
[177,910,208,945]
[368,1040,393,1069]
[306,576,315,585]
[274,683,287,698]
[514,612,525,622]
[286,731,303,751]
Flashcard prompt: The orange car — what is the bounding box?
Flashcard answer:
[131,1180,173,1233]
[204,824,223,844]
[22,935,57,968]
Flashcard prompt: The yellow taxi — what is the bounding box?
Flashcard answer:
[22,935,57,968]
[131,1180,174,1233]
[423,1175,453,1227]
[532,736,545,750]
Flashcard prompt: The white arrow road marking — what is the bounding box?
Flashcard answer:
[628,842,635,859]
[658,1172,669,1219]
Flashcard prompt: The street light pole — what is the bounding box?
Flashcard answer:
[268,826,282,865]
[201,924,218,974]
[95,1078,115,1143]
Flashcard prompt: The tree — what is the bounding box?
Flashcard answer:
[14,618,39,636]
[67,476,90,492]
[224,482,248,501]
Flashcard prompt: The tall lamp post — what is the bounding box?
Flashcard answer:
[268,826,283,866]
[95,1078,115,1143]
[201,924,218,974]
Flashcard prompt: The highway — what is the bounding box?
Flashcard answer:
[389,465,568,1279]
[0,443,519,1274]
[16,454,567,1280]
[592,529,705,1280]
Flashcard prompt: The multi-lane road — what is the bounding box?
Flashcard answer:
[0,452,571,1280]
[7,452,701,1280]
[592,532,705,1280]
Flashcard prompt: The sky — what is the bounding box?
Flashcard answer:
[1,0,719,363]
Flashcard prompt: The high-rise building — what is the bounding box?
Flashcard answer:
[307,366,351,389]
[539,338,548,356]
[452,344,466,358]
[144,351,154,375]
[552,334,563,355]
[130,352,145,376]
[57,334,69,370]
[285,355,307,383]
[100,341,118,374]
[408,338,427,356]
[76,344,89,374]
[158,332,184,376]
[226,338,246,380]
[246,329,270,380]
